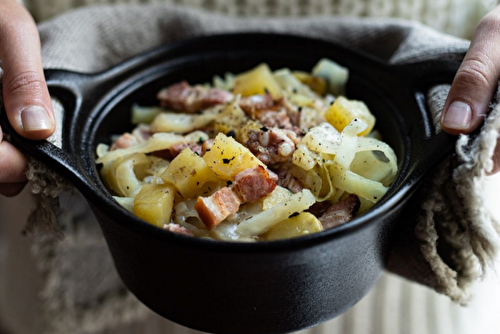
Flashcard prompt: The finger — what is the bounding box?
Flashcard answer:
[441,6,500,135]
[0,182,26,197]
[0,0,54,140]
[0,126,28,183]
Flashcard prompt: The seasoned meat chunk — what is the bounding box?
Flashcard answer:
[169,142,203,157]
[195,166,277,229]
[246,128,299,165]
[195,187,242,230]
[319,195,360,229]
[232,166,277,203]
[157,81,233,113]
[164,223,195,237]
[110,125,151,151]
[275,97,301,126]
[110,133,139,151]
[239,94,274,114]
[151,142,203,160]
[275,165,304,193]
[255,109,294,130]
[267,169,279,183]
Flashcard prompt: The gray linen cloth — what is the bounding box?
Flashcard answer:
[2,4,499,334]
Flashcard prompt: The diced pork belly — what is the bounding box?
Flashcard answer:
[239,94,274,114]
[277,97,324,127]
[132,124,152,141]
[157,81,233,113]
[246,128,299,165]
[151,142,203,160]
[319,195,360,229]
[307,201,331,217]
[110,125,151,151]
[255,109,294,131]
[195,187,242,230]
[195,166,277,229]
[164,223,195,237]
[275,165,304,194]
[232,165,277,203]
[169,142,203,157]
[267,169,279,183]
[110,133,139,150]
[276,97,301,126]
[239,95,302,134]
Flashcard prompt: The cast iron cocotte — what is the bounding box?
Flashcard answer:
[1,34,460,334]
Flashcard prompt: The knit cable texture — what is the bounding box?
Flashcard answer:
[24,0,497,39]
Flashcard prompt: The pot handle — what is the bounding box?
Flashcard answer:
[388,59,462,176]
[0,53,165,195]
[0,69,101,194]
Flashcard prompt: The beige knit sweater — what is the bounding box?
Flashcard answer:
[23,0,498,39]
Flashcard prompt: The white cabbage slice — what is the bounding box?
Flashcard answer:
[174,200,209,237]
[327,162,388,203]
[149,105,221,133]
[301,122,341,155]
[334,119,367,169]
[273,68,318,98]
[97,131,208,165]
[312,58,349,96]
[236,189,316,237]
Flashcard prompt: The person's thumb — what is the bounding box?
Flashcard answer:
[441,8,500,135]
[0,1,54,140]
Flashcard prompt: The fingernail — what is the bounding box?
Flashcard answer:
[443,101,472,130]
[20,106,52,132]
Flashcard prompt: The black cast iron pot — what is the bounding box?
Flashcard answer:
[1,34,460,334]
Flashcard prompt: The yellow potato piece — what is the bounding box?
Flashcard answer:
[288,94,316,108]
[162,148,219,199]
[325,96,375,136]
[263,212,323,241]
[292,71,327,96]
[134,183,175,228]
[214,100,247,136]
[262,186,292,211]
[203,133,264,180]
[233,63,282,99]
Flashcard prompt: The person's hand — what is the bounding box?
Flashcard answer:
[0,0,55,197]
[441,5,500,174]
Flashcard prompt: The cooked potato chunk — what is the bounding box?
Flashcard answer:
[325,96,375,136]
[134,183,175,227]
[292,71,327,96]
[233,64,282,99]
[203,133,264,180]
[162,148,219,199]
[262,212,323,241]
[262,186,292,211]
[214,99,247,136]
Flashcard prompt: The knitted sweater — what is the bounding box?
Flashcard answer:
[23,0,497,39]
